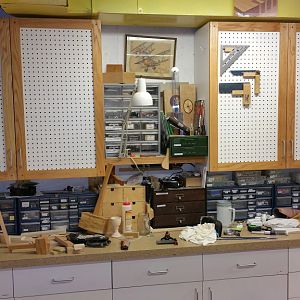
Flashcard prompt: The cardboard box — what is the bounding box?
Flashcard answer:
[185,176,202,187]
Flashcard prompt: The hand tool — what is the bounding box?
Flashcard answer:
[219,82,251,106]
[231,70,261,94]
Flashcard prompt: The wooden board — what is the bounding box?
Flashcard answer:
[179,83,196,128]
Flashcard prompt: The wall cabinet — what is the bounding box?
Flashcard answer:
[195,22,290,171]
[0,17,105,180]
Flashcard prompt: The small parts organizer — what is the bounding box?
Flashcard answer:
[104,84,161,157]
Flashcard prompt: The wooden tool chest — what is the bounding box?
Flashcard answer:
[151,188,206,228]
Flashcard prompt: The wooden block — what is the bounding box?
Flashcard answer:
[180,84,196,128]
[8,243,36,253]
[79,212,109,234]
[163,89,173,114]
[54,236,74,254]
[243,82,251,106]
[106,64,123,72]
[35,236,50,255]
[123,231,139,239]
[103,72,135,84]
[254,74,260,95]
[0,211,10,247]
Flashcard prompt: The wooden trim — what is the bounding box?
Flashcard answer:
[208,22,219,171]
[10,18,94,29]
[10,18,105,179]
[286,23,300,168]
[277,23,288,166]
[217,22,281,32]
[0,19,17,180]
[209,21,288,171]
[92,20,105,176]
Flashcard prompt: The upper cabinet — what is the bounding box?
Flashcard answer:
[0,19,17,180]
[2,18,105,180]
[287,24,300,168]
[195,22,289,171]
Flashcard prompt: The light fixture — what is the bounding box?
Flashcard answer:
[131,78,153,106]
[119,77,153,157]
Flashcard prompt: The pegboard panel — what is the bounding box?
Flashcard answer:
[218,31,280,164]
[20,28,96,171]
[294,33,300,160]
[0,61,7,172]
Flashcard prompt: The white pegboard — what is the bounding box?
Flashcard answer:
[0,61,7,172]
[294,33,300,160]
[20,28,96,171]
[218,31,280,164]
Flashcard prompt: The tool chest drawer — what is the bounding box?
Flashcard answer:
[112,255,202,288]
[0,269,13,299]
[203,249,288,280]
[153,188,205,204]
[152,212,203,228]
[13,262,111,297]
[153,201,205,215]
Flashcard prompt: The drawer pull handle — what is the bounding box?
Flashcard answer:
[147,269,169,276]
[195,288,199,300]
[209,287,213,300]
[175,205,185,212]
[51,277,75,284]
[1,294,9,297]
[236,262,257,269]
[176,194,184,200]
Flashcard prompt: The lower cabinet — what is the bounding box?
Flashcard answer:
[0,269,13,299]
[113,282,202,300]
[203,275,287,300]
[289,248,300,299]
[15,290,112,300]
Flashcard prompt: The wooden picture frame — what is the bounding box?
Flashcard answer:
[125,34,176,79]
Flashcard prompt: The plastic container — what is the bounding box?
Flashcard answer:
[122,201,132,233]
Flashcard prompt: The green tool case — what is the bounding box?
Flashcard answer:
[170,135,208,157]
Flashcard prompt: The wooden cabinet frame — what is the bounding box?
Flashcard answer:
[10,18,105,179]
[209,22,288,171]
[0,19,17,180]
[287,23,300,168]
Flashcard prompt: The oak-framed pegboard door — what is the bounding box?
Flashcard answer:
[286,24,300,168]
[0,19,16,180]
[209,22,288,171]
[11,18,105,179]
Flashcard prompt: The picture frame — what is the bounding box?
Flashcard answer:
[125,34,177,79]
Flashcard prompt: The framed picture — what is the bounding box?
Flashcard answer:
[125,34,177,79]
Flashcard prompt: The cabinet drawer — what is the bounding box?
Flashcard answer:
[0,269,13,299]
[152,212,203,228]
[153,201,205,215]
[13,262,111,297]
[203,249,288,280]
[113,255,202,288]
[113,282,202,300]
[15,290,112,300]
[289,272,300,298]
[289,248,300,272]
[153,189,205,204]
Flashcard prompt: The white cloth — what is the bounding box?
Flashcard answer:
[264,218,300,229]
[179,223,217,246]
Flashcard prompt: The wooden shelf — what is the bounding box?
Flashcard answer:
[105,155,207,168]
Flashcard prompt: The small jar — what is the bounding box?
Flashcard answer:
[137,213,150,236]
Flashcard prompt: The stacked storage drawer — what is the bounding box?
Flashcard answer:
[17,191,97,233]
[206,186,273,220]
[151,188,206,228]
[18,197,41,233]
[104,83,161,157]
[0,196,17,234]
[275,185,300,209]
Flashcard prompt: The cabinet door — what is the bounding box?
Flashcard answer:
[209,22,288,171]
[203,275,287,300]
[15,290,112,300]
[113,282,202,300]
[10,18,105,179]
[287,24,300,168]
[0,19,17,180]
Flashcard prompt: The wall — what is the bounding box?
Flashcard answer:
[101,25,196,83]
